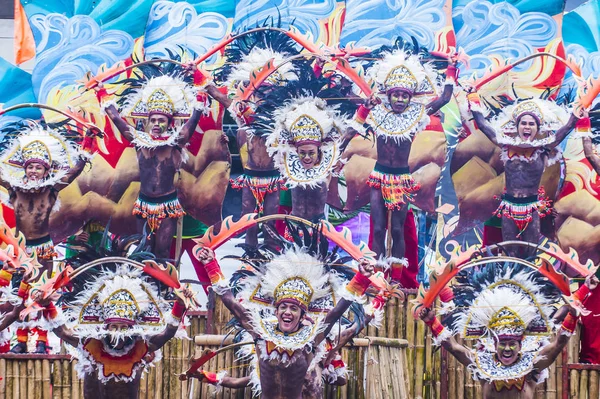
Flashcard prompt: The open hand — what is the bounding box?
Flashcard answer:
[176,287,194,306]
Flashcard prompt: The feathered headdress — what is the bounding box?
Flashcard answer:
[441,263,561,383]
[490,98,570,146]
[0,121,87,190]
[366,49,440,100]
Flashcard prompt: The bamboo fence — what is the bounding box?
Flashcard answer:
[0,294,597,398]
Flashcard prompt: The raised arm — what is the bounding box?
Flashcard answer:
[467,92,498,145]
[316,260,374,345]
[148,288,194,351]
[548,113,579,148]
[94,84,135,142]
[57,157,88,188]
[41,301,81,347]
[535,276,598,370]
[196,247,257,338]
[205,84,232,109]
[583,135,600,174]
[176,107,204,146]
[420,308,473,368]
[426,64,457,115]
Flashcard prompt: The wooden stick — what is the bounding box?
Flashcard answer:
[174,216,184,269]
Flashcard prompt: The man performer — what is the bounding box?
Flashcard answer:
[96,65,207,258]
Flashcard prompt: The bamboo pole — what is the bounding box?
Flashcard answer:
[570,369,579,399]
[33,360,42,399]
[547,362,557,399]
[27,359,34,399]
[19,358,26,399]
[42,359,50,399]
[0,358,5,399]
[13,360,20,399]
[162,340,171,399]
[63,359,72,399]
[578,369,588,399]
[415,317,426,399]
[589,370,599,399]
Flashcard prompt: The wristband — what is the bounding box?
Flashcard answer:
[445,65,458,82]
[0,269,13,287]
[355,105,371,124]
[439,287,454,303]
[193,68,209,87]
[95,88,109,103]
[313,63,324,78]
[574,284,591,303]
[561,312,578,334]
[346,273,371,297]
[425,316,446,338]
[44,302,58,320]
[467,92,481,106]
[204,259,226,286]
[17,281,30,299]
[171,301,186,319]
[200,370,219,384]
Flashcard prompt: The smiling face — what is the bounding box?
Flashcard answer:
[516,114,539,141]
[146,113,172,137]
[25,162,48,181]
[495,337,522,366]
[275,301,304,333]
[388,88,412,113]
[297,143,320,169]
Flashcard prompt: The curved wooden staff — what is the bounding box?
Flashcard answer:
[83,59,187,90]
[470,52,582,91]
[84,27,283,90]
[193,213,375,262]
[236,52,373,101]
[179,341,254,381]
[0,103,101,132]
[410,240,595,318]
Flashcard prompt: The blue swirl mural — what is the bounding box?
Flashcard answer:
[232,0,337,36]
[28,13,134,102]
[144,1,230,62]
[454,1,558,76]
[341,0,446,50]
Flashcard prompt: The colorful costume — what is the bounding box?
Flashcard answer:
[200,228,377,396]
[229,169,287,213]
[46,266,187,383]
[355,49,443,211]
[217,29,301,210]
[367,163,421,210]
[25,235,58,261]
[493,188,552,237]
[483,99,571,234]
[430,263,579,391]
[105,74,208,230]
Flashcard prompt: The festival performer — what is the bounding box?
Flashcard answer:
[0,121,94,353]
[419,263,597,398]
[96,64,208,258]
[0,261,32,352]
[194,242,375,399]
[467,93,580,248]
[354,47,456,274]
[37,265,194,399]
[251,67,356,224]
[205,29,301,247]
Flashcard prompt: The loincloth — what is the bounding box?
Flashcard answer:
[230,169,287,213]
[26,235,57,260]
[367,163,420,210]
[132,191,185,231]
[493,187,552,237]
